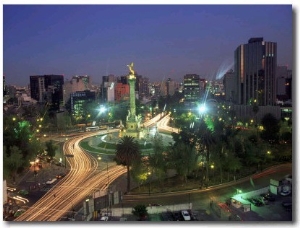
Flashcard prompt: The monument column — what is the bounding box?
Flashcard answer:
[123,62,144,139]
[128,78,136,120]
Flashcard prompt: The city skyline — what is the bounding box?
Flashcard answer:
[3,4,293,87]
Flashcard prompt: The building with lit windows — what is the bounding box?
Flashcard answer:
[101,75,115,103]
[115,82,129,102]
[70,90,96,120]
[183,74,200,107]
[30,74,64,111]
[234,37,277,106]
[64,75,91,104]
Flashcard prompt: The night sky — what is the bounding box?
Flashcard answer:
[3,4,293,86]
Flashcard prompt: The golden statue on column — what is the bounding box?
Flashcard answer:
[127,62,136,79]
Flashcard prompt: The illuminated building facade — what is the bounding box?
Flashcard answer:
[234,37,277,106]
[115,82,129,102]
[183,74,200,107]
[64,75,91,104]
[30,74,64,111]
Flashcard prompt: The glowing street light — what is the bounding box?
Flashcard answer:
[148,171,151,196]
[198,104,207,116]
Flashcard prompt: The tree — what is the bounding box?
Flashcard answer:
[4,146,24,181]
[168,142,198,182]
[132,204,148,221]
[45,140,58,159]
[3,118,35,160]
[226,151,242,181]
[260,113,280,143]
[28,137,44,161]
[130,159,148,190]
[148,134,169,189]
[252,103,259,123]
[114,136,141,192]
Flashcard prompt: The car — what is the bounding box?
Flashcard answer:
[258,196,269,205]
[46,178,57,185]
[285,174,292,183]
[181,210,191,221]
[14,209,26,217]
[55,162,63,167]
[172,211,182,221]
[7,187,16,192]
[100,216,109,221]
[280,185,292,196]
[56,173,66,179]
[149,203,162,206]
[262,193,276,202]
[162,211,175,221]
[246,198,255,204]
[248,198,263,207]
[233,214,243,221]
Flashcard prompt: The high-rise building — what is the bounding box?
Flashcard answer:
[101,74,115,103]
[183,74,200,106]
[3,76,7,96]
[166,78,176,96]
[115,82,129,102]
[234,37,277,105]
[30,74,64,110]
[276,66,288,96]
[139,77,150,99]
[70,90,96,119]
[223,69,236,102]
[64,75,91,104]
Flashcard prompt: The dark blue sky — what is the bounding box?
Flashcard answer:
[3,4,292,86]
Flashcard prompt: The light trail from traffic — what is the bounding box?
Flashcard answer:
[15,113,176,221]
[15,131,126,221]
[156,113,179,133]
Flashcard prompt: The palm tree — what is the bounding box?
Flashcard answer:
[197,120,216,182]
[115,136,141,193]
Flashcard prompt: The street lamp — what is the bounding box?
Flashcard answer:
[210,164,214,181]
[198,104,207,118]
[236,189,242,195]
[99,154,111,218]
[64,154,74,169]
[98,156,109,187]
[148,171,151,196]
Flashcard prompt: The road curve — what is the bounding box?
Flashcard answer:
[15,131,126,221]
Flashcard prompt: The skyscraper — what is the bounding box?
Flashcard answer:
[30,74,64,110]
[101,74,115,103]
[234,37,277,106]
[183,74,200,107]
[64,75,91,104]
[223,69,235,102]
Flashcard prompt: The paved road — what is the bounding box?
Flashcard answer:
[118,163,292,221]
[15,131,126,221]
